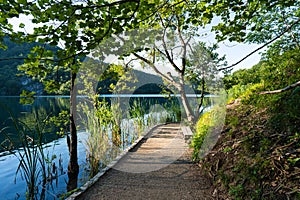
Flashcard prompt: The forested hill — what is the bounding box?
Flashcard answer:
[0,38,165,96]
[0,37,59,95]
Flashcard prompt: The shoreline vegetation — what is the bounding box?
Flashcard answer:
[0,96,185,199]
[197,96,300,199]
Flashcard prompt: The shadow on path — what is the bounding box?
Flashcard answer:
[76,123,213,200]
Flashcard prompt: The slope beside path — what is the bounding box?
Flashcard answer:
[75,123,214,200]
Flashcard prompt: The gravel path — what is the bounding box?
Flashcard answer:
[76,123,214,200]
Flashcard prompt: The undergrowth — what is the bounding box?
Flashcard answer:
[191,105,226,161]
[198,85,300,200]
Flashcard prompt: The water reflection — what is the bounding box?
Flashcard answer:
[0,95,209,199]
[0,96,69,152]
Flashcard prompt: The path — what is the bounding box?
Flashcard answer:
[75,123,214,200]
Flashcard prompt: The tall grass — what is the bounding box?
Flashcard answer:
[110,100,122,147]
[79,100,111,178]
[163,98,181,123]
[129,99,147,138]
[0,108,49,200]
[80,96,182,178]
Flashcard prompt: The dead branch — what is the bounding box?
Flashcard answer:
[259,80,300,94]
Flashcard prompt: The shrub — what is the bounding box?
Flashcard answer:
[191,105,225,161]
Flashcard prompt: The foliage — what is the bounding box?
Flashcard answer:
[20,90,36,104]
[1,0,298,198]
[191,105,225,161]
[48,110,69,136]
[199,43,300,199]
[79,101,111,178]
[163,98,181,123]
[191,111,211,160]
[260,49,300,90]
[129,99,147,136]
[223,63,262,90]
[224,46,300,138]
[12,0,165,94]
[194,0,300,44]
[0,2,28,48]
[1,0,168,183]
[199,90,300,199]
[110,100,122,147]
[121,28,225,124]
[225,47,300,103]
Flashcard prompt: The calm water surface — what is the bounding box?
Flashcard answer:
[0,96,172,200]
[0,96,84,200]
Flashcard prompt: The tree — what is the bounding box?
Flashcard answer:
[0,2,24,48]
[0,0,168,190]
[2,0,198,191]
[109,3,226,125]
[193,0,299,43]
[191,0,299,69]
[193,0,300,94]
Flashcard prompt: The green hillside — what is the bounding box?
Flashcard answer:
[0,37,61,95]
[192,49,300,199]
[0,38,166,96]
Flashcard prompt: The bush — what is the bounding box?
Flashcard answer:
[191,105,225,161]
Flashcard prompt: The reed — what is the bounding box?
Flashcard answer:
[0,108,48,200]
[110,100,122,147]
[163,98,181,123]
[79,100,111,178]
[130,99,146,137]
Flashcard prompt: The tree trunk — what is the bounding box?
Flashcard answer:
[67,71,79,191]
[178,75,195,123]
[195,78,206,121]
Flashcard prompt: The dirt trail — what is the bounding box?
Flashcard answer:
[75,123,214,200]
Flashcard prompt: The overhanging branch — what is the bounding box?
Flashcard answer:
[218,18,300,71]
[259,80,300,94]
[133,53,166,78]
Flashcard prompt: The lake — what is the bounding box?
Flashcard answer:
[0,96,70,152]
[0,95,183,200]
[0,96,76,200]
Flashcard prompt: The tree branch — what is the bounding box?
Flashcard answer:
[259,80,300,94]
[137,0,186,24]
[218,17,300,71]
[1,16,115,63]
[160,17,182,73]
[176,14,188,74]
[132,52,179,87]
[74,0,139,10]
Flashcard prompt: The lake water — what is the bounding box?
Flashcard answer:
[0,96,75,200]
[0,96,180,200]
[0,96,70,152]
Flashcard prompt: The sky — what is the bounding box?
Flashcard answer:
[198,17,263,72]
[216,41,262,71]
